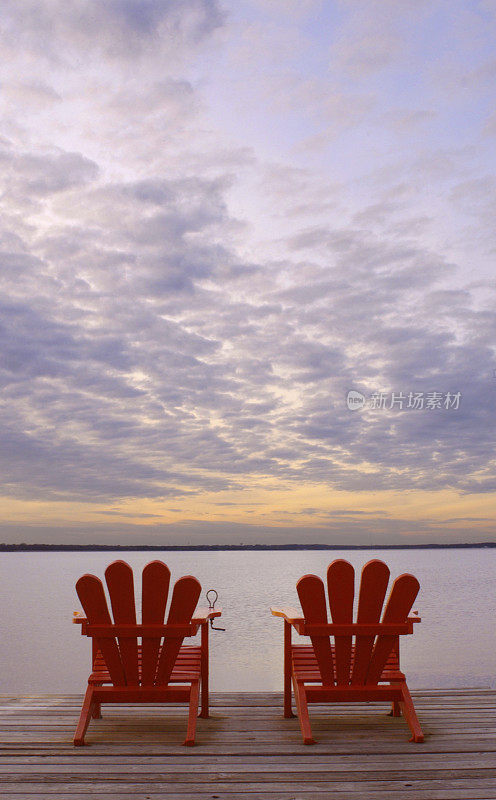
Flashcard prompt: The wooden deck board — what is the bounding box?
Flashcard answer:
[1,691,496,798]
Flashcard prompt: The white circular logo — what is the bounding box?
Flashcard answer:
[346,390,365,411]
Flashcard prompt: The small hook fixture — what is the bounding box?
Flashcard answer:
[206,589,218,610]
[206,588,225,631]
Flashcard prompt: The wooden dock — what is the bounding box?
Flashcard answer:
[1,690,495,798]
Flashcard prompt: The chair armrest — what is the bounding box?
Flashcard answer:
[270,606,305,626]
[73,611,89,635]
[192,607,222,625]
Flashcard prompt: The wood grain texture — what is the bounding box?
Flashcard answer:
[1,691,496,798]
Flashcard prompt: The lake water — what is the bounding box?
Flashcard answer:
[0,548,494,693]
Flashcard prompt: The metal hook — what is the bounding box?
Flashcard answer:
[206,588,225,631]
[206,589,218,610]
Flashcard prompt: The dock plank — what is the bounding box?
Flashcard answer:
[1,692,495,798]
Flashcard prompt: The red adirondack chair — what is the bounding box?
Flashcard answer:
[271,559,423,743]
[72,560,221,746]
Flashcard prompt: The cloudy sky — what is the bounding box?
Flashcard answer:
[0,0,495,545]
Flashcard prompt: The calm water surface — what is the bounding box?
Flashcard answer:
[0,548,494,693]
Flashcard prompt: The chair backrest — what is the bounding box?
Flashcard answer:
[76,560,201,687]
[297,559,419,687]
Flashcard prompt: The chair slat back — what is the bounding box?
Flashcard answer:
[141,561,170,686]
[297,574,334,685]
[350,560,390,685]
[327,560,354,685]
[76,560,200,689]
[155,575,201,686]
[76,574,126,686]
[105,561,139,686]
[366,573,419,684]
[296,559,419,689]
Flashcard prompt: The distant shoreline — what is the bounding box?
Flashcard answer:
[1,542,495,552]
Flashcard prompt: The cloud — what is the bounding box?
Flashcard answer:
[1,81,62,107]
[0,0,225,63]
[2,159,494,503]
[0,146,99,202]
[0,0,494,539]
[331,30,402,77]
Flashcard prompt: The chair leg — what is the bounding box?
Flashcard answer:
[283,621,295,718]
[92,702,102,719]
[292,676,315,745]
[74,685,96,746]
[389,700,401,717]
[184,680,200,746]
[284,669,295,718]
[199,622,209,719]
[400,683,424,743]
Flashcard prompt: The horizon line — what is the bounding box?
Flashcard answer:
[1,541,495,551]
